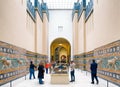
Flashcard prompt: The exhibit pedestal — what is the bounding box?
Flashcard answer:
[51,74,69,84]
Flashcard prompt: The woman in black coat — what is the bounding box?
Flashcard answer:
[38,62,44,84]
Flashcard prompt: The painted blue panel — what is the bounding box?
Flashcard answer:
[37,0,43,18]
[27,0,35,19]
[82,0,86,8]
[72,2,80,20]
[41,3,49,20]
[85,0,93,19]
[72,0,86,20]
[34,0,38,7]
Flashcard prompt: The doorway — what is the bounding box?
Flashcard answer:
[50,38,71,64]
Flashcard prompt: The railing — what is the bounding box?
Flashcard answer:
[0,75,27,87]
[82,70,120,87]
[1,69,119,87]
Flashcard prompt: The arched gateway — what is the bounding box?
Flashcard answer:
[50,38,71,84]
[50,38,71,64]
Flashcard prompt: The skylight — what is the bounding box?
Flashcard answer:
[30,0,91,10]
[43,0,78,9]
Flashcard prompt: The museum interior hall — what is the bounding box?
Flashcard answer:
[0,0,120,87]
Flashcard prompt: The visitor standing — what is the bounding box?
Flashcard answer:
[38,62,45,84]
[45,62,50,74]
[70,61,75,82]
[90,59,99,84]
[29,61,36,79]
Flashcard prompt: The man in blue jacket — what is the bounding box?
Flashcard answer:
[90,59,99,84]
[29,61,36,79]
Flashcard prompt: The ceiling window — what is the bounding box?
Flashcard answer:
[43,0,78,9]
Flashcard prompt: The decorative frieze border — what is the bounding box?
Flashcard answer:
[73,40,120,86]
[0,41,48,85]
[0,66,27,85]
[73,53,86,70]
[98,71,120,86]
[98,70,120,80]
[94,40,120,58]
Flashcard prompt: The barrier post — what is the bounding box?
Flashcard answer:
[107,80,109,87]
[10,81,12,87]
[25,75,26,80]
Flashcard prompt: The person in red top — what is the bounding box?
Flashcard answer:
[45,62,50,74]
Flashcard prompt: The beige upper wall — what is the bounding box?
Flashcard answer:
[85,13,94,52]
[85,0,120,52]
[26,13,35,52]
[42,13,48,54]
[36,11,43,53]
[78,11,85,53]
[93,0,120,49]
[119,2,120,26]
[72,13,78,55]
[0,0,35,52]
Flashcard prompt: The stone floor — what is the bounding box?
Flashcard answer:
[1,69,119,87]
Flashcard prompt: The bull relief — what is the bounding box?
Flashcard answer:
[87,40,120,85]
[0,41,28,85]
